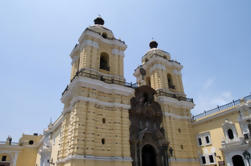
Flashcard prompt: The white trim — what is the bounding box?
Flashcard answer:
[164,112,190,119]
[173,69,182,75]
[83,67,124,80]
[168,157,199,162]
[193,106,238,125]
[79,29,127,49]
[134,55,183,77]
[44,114,63,134]
[0,150,21,153]
[197,132,212,146]
[143,48,171,60]
[149,64,166,74]
[157,96,195,109]
[71,55,80,65]
[82,39,99,48]
[70,39,99,64]
[112,49,124,57]
[63,96,130,114]
[57,155,132,163]
[61,76,134,103]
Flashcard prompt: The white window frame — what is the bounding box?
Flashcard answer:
[200,154,216,165]
[208,154,216,165]
[197,132,211,146]
[200,155,207,165]
[222,120,238,143]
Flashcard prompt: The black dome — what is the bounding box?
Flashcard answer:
[149,40,158,49]
[94,17,104,25]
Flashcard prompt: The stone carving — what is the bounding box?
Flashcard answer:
[129,85,169,166]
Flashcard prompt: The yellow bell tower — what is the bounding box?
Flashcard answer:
[134,41,200,166]
[58,17,134,166]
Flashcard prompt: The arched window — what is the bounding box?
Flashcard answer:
[167,74,175,89]
[100,53,109,71]
[227,129,234,140]
[29,140,34,145]
[232,155,245,166]
[102,33,107,39]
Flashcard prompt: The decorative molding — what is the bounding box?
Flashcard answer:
[57,155,132,163]
[61,76,134,102]
[83,39,99,49]
[164,112,190,119]
[63,96,130,114]
[44,114,63,134]
[83,68,124,80]
[70,39,99,64]
[144,48,170,60]
[157,96,195,109]
[168,157,199,162]
[149,64,166,74]
[80,30,127,49]
[173,69,182,75]
[0,150,21,154]
[193,105,242,125]
[112,49,124,57]
[71,55,80,65]
[134,56,182,77]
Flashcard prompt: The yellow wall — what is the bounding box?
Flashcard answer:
[192,108,243,164]
[16,147,38,166]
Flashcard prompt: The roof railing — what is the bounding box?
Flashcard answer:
[0,141,19,145]
[62,69,137,96]
[192,94,251,120]
[155,90,193,103]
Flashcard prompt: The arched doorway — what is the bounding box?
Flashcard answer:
[142,144,157,166]
[232,155,245,166]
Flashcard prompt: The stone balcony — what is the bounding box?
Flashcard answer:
[221,137,251,152]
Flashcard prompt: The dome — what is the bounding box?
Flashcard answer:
[94,16,104,25]
[149,40,158,49]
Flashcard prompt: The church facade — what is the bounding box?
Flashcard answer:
[1,17,251,166]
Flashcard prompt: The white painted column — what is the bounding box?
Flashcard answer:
[13,152,18,166]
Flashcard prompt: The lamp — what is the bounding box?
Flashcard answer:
[243,150,250,166]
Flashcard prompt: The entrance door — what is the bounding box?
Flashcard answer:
[142,144,157,166]
[232,155,245,166]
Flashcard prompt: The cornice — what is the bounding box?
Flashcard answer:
[79,29,127,49]
[164,112,190,119]
[192,104,247,125]
[168,157,199,163]
[134,56,183,77]
[61,76,134,103]
[57,155,132,163]
[63,96,130,114]
[44,114,63,134]
[157,96,195,110]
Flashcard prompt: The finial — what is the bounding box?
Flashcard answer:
[94,16,104,25]
[149,40,158,49]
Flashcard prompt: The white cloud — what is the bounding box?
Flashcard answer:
[192,78,233,115]
[203,78,215,90]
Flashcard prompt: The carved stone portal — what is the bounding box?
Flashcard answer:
[129,86,169,166]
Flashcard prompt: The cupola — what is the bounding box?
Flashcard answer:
[149,40,158,49]
[94,16,104,25]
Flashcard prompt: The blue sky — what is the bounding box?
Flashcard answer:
[0,0,250,141]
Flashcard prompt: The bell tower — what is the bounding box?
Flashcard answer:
[134,40,184,95]
[134,41,200,166]
[58,17,134,166]
[70,17,125,82]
